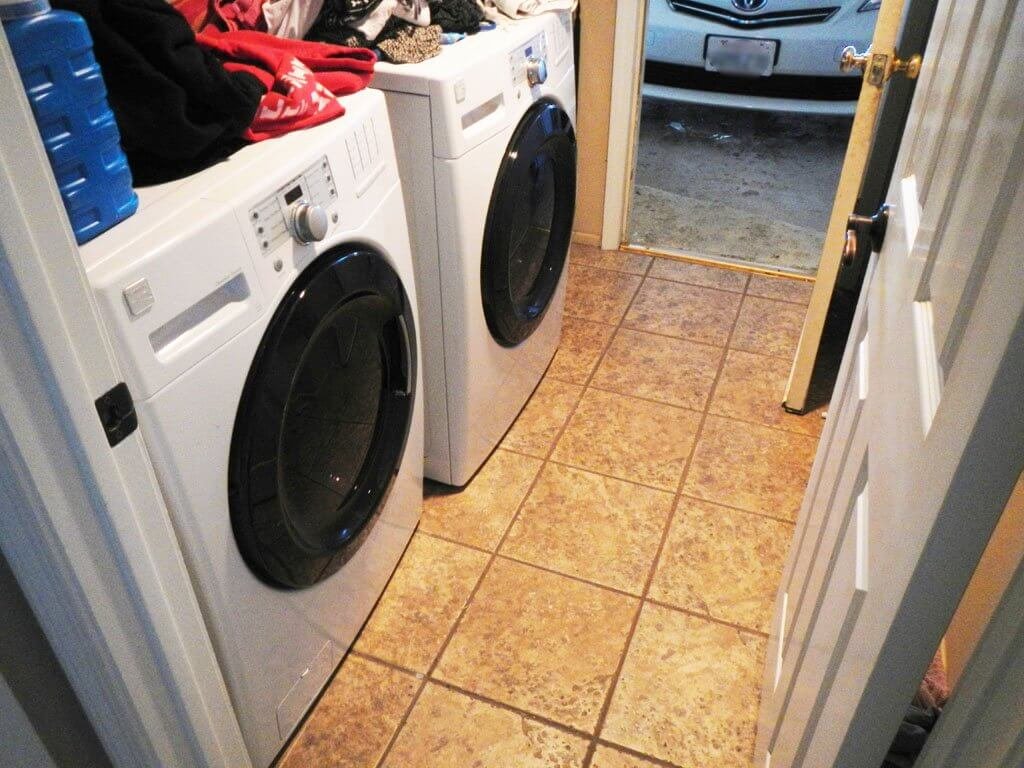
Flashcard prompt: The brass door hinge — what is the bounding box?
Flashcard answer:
[839,46,922,86]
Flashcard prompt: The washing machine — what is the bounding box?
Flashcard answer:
[373,12,577,486]
[78,90,423,768]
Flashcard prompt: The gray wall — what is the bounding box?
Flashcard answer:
[0,549,112,768]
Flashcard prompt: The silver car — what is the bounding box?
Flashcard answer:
[645,0,879,115]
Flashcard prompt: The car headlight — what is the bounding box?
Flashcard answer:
[858,0,882,10]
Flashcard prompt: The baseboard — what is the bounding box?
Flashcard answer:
[571,231,601,247]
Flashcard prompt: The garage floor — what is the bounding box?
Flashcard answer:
[277,246,825,768]
[629,97,853,275]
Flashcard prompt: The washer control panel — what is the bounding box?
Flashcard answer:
[509,32,549,90]
[248,156,336,254]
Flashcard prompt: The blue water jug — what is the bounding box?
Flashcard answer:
[2,0,138,244]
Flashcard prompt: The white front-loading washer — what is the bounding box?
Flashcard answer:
[373,12,577,486]
[79,90,422,768]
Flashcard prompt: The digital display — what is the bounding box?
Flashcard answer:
[284,185,303,205]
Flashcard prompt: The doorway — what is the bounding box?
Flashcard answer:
[621,1,880,276]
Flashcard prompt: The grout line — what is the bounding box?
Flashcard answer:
[619,244,815,284]
[292,249,801,768]
[373,405,556,768]
[497,445,804,528]
[414,530,775,638]
[387,249,795,768]
[745,293,814,307]
[643,598,770,639]
[412,528,495,556]
[592,738,687,768]
[427,678,595,741]
[675,491,797,527]
[581,255,750,768]
[562,312,729,351]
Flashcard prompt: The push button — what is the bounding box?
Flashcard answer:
[122,278,154,317]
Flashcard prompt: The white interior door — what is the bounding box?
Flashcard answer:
[755,1,1024,766]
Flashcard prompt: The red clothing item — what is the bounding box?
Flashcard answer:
[172,0,267,32]
[197,30,376,141]
[215,0,266,31]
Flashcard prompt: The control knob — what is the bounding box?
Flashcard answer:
[290,202,329,244]
[526,57,548,87]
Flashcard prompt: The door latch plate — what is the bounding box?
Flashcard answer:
[95,382,138,447]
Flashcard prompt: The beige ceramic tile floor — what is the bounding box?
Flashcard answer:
[278,245,822,768]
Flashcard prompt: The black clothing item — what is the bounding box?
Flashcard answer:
[335,0,386,23]
[308,11,408,48]
[428,0,484,33]
[52,0,264,184]
[882,704,941,768]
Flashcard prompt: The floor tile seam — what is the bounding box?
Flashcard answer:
[582,382,707,418]
[423,457,549,677]
[547,251,653,462]
[521,454,679,498]
[489,550,645,601]
[675,491,798,527]
[727,342,803,363]
[569,257,651,278]
[745,294,813,307]
[582,379,822,439]
[371,452,548,767]
[699,410,823,443]
[544,454,677,493]
[593,736,687,768]
[640,259,750,296]
[565,256,660,768]
[357,650,689,768]
[414,527,495,556]
[607,322,732,353]
[428,675,598,742]
[581,264,753,763]
[449,262,649,761]
[641,597,770,639]
[283,526,427,766]
[642,273,753,302]
[580,581,646,768]
[743,287,813,307]
[369,651,433,765]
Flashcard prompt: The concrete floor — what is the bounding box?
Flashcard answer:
[629,97,853,275]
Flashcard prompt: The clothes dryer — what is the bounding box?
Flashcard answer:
[373,12,577,485]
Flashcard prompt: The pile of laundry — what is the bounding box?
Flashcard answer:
[50,0,574,185]
[307,0,576,63]
[170,0,576,66]
[53,0,377,183]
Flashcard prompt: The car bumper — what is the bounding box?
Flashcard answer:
[645,0,875,78]
[642,82,857,116]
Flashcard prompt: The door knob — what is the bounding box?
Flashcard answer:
[890,53,922,80]
[842,204,890,267]
[840,47,922,84]
[839,46,870,74]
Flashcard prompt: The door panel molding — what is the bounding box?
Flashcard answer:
[0,32,250,768]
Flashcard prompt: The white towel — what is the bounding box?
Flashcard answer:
[394,0,431,26]
[477,0,576,19]
[262,0,325,39]
[352,0,398,40]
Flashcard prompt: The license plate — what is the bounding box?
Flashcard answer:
[705,36,777,77]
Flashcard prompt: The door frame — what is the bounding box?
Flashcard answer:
[0,32,250,768]
[601,0,647,251]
